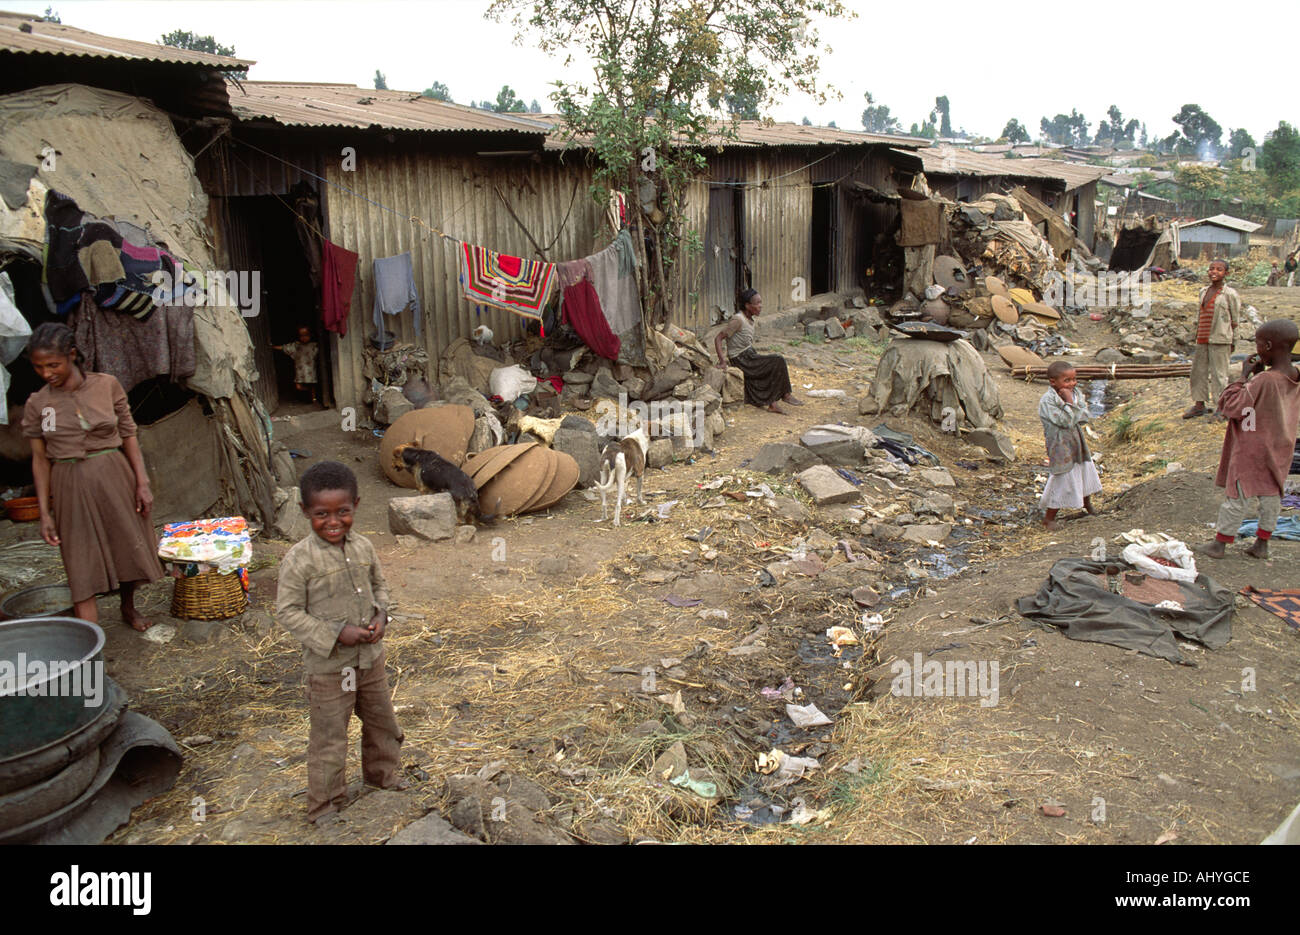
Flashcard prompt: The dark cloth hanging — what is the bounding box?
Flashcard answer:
[731,347,792,407]
[321,239,359,337]
[561,280,620,361]
[71,294,196,393]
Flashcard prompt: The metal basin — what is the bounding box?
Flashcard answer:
[0,618,106,760]
[0,584,73,621]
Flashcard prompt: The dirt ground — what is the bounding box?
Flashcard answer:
[15,284,1295,845]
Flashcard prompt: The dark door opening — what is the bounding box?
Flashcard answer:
[811,185,835,295]
[223,193,329,414]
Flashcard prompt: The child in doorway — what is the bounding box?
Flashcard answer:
[273,326,319,403]
[1038,360,1101,530]
[1200,319,1300,559]
[275,461,406,822]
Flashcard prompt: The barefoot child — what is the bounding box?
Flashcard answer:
[1200,319,1300,559]
[1039,360,1101,530]
[273,326,320,403]
[275,461,405,822]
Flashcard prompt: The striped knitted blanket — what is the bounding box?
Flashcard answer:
[460,243,556,321]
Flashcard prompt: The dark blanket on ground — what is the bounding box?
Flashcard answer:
[1016,558,1234,664]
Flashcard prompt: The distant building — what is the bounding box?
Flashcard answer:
[1177,214,1263,259]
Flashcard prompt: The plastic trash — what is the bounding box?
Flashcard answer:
[805,389,848,398]
[657,500,679,519]
[786,702,833,728]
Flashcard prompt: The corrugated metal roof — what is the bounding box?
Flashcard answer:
[543,116,926,151]
[227,81,553,135]
[0,10,253,68]
[897,145,1111,189]
[1186,213,1263,233]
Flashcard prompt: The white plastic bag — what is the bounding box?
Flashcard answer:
[1121,539,1197,583]
[0,273,32,366]
[488,364,537,403]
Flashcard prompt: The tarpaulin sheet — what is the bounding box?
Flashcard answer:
[1016,558,1234,664]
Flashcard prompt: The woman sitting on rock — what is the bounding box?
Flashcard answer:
[714,289,802,413]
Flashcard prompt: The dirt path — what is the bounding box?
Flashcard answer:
[92,292,1298,845]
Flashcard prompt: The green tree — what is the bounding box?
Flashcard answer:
[41,6,60,22]
[529,99,542,113]
[422,81,453,101]
[1226,128,1255,163]
[374,70,388,90]
[1001,118,1029,143]
[159,29,246,77]
[1040,110,1089,146]
[1260,121,1300,199]
[932,95,951,137]
[493,85,527,113]
[490,0,848,325]
[910,120,937,140]
[1169,103,1222,157]
[861,91,899,134]
[827,119,838,128]
[801,116,812,126]
[1175,164,1224,198]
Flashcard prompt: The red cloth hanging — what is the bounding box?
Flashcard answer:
[562,280,620,361]
[321,239,359,336]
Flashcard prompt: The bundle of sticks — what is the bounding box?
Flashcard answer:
[1010,362,1191,381]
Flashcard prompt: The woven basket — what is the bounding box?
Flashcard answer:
[170,569,247,620]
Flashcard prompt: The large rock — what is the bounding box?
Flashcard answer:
[918,467,956,488]
[707,411,726,439]
[388,493,457,541]
[771,496,810,522]
[912,493,955,516]
[800,425,873,466]
[468,411,504,454]
[645,358,695,401]
[692,385,723,415]
[796,465,861,506]
[965,428,1016,462]
[805,320,828,338]
[590,370,624,400]
[902,523,952,544]
[553,427,602,487]
[646,438,674,469]
[273,487,311,541]
[751,442,824,474]
[374,386,415,425]
[563,370,594,386]
[721,367,745,404]
[387,812,482,845]
[825,318,846,340]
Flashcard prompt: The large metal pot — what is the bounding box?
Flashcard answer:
[0,618,106,760]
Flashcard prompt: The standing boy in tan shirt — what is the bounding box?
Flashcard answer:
[1184,259,1240,419]
[276,461,405,822]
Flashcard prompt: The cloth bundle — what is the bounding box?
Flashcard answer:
[43,190,196,322]
[157,516,251,575]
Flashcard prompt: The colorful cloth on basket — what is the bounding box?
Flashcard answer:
[460,243,556,322]
[158,516,251,574]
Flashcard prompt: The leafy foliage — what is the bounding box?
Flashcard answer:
[41,6,60,22]
[1000,118,1029,143]
[1167,103,1222,157]
[422,81,453,101]
[374,70,388,90]
[861,91,899,134]
[1039,110,1089,146]
[490,0,849,325]
[493,85,528,112]
[158,29,246,78]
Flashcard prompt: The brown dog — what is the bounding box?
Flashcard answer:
[391,443,497,524]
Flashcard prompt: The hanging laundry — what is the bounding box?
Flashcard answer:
[321,239,359,337]
[72,294,196,393]
[460,242,556,323]
[586,229,641,337]
[77,239,125,285]
[373,251,421,339]
[562,279,620,361]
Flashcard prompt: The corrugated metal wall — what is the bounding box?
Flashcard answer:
[675,145,901,331]
[321,148,605,408]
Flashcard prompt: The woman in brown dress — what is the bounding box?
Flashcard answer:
[714,289,803,413]
[21,323,163,629]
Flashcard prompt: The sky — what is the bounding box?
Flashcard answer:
[9,0,1294,144]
